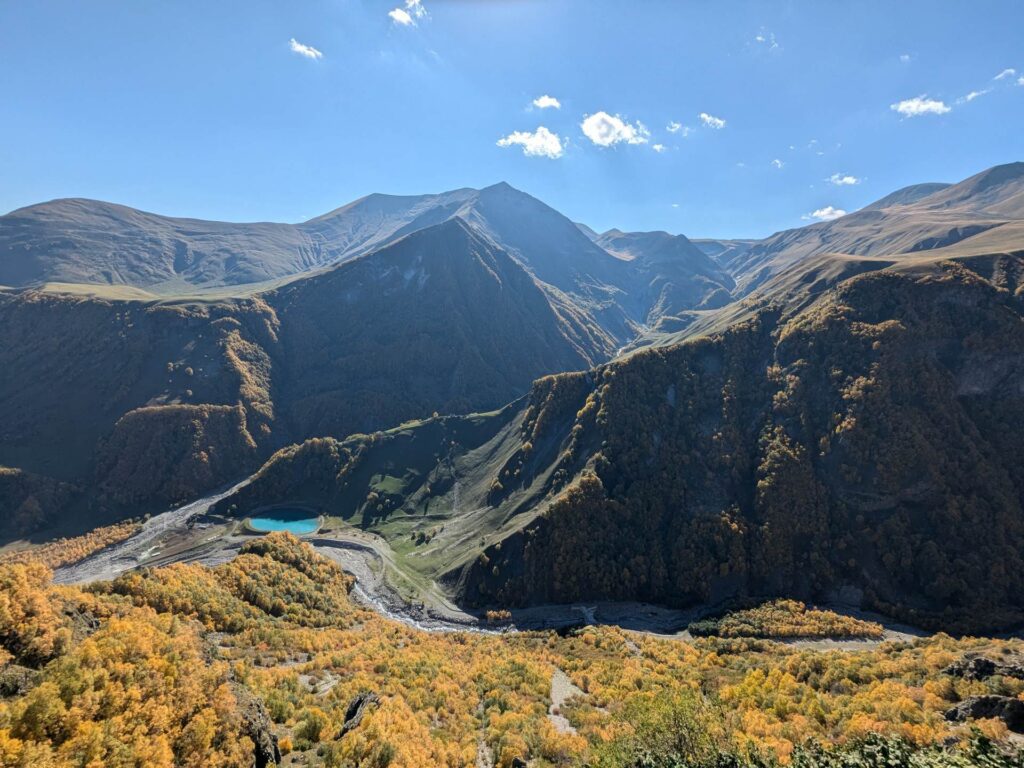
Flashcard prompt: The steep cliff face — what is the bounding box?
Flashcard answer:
[0,291,277,535]
[457,261,1024,632]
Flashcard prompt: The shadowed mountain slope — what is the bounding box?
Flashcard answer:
[5,161,1024,580]
[596,229,736,323]
[266,217,612,440]
[0,218,612,539]
[220,257,1024,633]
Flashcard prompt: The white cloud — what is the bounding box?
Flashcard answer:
[671,203,680,208]
[890,95,951,117]
[754,30,779,51]
[828,173,861,186]
[496,126,564,159]
[899,53,912,63]
[771,158,784,169]
[389,8,413,25]
[289,38,323,60]
[698,112,726,129]
[389,0,426,26]
[1019,76,1024,86]
[580,111,649,147]
[666,121,692,137]
[994,68,1017,80]
[804,206,847,222]
[532,95,561,110]
[653,144,666,153]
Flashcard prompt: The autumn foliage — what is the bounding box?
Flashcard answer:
[1,535,1022,767]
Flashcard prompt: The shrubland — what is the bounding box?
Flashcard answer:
[0,521,141,571]
[687,600,884,640]
[0,534,1021,767]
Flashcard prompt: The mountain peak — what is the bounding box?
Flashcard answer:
[481,181,517,193]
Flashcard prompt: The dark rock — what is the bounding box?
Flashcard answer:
[338,691,380,739]
[232,684,281,767]
[0,665,40,696]
[945,695,1024,733]
[944,655,1024,681]
[510,759,527,768]
[945,656,998,680]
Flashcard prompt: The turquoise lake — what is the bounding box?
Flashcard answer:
[246,510,320,535]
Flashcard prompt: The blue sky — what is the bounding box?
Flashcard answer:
[1,1,1022,238]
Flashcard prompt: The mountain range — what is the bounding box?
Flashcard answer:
[2,162,1024,631]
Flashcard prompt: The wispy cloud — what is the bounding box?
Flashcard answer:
[947,68,1020,106]
[698,112,726,129]
[389,0,427,26]
[958,89,990,104]
[828,173,861,186]
[653,144,666,153]
[496,127,564,159]
[532,95,561,110]
[899,53,912,63]
[580,112,649,147]
[771,158,784,169]
[666,121,692,137]
[890,95,951,117]
[289,38,323,60]
[804,206,847,222]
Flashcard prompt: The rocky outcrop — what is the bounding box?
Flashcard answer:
[338,691,380,739]
[0,664,40,696]
[232,684,281,768]
[945,695,1024,733]
[944,655,1024,681]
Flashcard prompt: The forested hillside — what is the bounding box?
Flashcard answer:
[1,534,1021,767]
[224,258,1024,634]
[467,260,1024,632]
